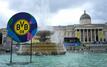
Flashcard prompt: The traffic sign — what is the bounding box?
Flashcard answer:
[7,12,37,42]
[14,19,30,35]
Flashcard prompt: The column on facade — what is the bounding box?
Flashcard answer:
[68,31,70,37]
[67,31,69,37]
[66,31,67,37]
[94,29,96,41]
[80,29,83,42]
[63,31,65,43]
[90,29,93,43]
[62,30,65,44]
[87,29,89,42]
[70,31,71,37]
[66,31,68,37]
[69,31,70,37]
[71,31,74,37]
[88,29,91,43]
[59,30,62,43]
[75,29,77,37]
[83,29,85,43]
[103,31,105,42]
[79,29,81,41]
[64,31,66,37]
[71,31,73,37]
[98,29,100,42]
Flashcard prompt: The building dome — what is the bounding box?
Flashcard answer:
[80,10,91,24]
[80,12,91,20]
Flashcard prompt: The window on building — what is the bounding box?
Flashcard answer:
[85,38,87,42]
[0,33,2,44]
[88,29,91,42]
[96,29,98,41]
[77,29,79,31]
[84,29,87,42]
[92,29,94,41]
[81,29,83,42]
[99,29,102,31]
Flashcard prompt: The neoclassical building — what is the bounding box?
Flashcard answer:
[52,11,107,44]
[0,11,107,45]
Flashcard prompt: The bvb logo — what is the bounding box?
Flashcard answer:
[14,19,30,35]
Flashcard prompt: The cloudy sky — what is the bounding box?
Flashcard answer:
[0,0,107,28]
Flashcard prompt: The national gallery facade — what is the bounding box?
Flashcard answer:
[52,11,107,44]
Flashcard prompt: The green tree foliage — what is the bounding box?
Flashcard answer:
[36,30,53,42]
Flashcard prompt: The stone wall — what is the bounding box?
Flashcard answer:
[17,43,66,55]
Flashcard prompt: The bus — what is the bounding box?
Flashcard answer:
[64,37,81,47]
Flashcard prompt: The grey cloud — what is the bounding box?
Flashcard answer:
[7,0,107,22]
[8,0,88,13]
[9,0,49,13]
[1,0,107,28]
[49,0,87,12]
[49,0,107,22]
[90,0,107,22]
[8,0,50,26]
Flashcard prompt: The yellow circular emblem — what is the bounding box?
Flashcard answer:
[14,19,30,35]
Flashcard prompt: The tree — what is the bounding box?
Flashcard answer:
[36,30,53,42]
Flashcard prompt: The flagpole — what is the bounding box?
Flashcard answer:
[10,39,13,64]
[30,39,32,63]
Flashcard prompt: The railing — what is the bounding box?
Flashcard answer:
[86,44,107,47]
